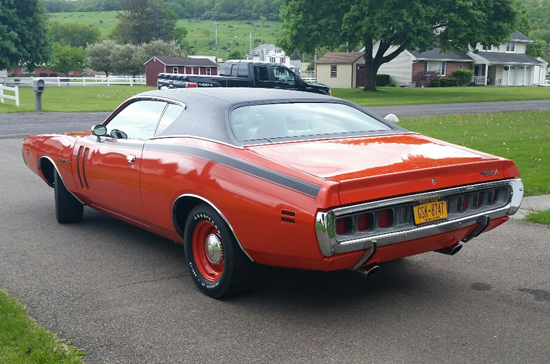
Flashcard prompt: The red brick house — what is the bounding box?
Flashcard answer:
[144,57,219,87]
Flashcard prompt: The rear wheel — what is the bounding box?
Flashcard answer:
[184,204,257,299]
[54,171,83,223]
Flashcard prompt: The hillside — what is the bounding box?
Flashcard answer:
[48,12,283,58]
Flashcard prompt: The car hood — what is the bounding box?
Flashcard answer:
[246,134,519,204]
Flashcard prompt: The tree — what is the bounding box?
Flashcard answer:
[48,43,88,76]
[0,0,50,71]
[279,0,524,91]
[110,44,144,76]
[49,21,102,48]
[141,39,187,59]
[228,50,245,59]
[87,40,118,76]
[114,0,179,44]
[527,39,547,59]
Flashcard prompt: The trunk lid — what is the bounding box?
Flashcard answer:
[246,134,518,204]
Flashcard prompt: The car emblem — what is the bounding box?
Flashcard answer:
[481,170,499,176]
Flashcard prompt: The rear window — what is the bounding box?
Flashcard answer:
[230,103,391,141]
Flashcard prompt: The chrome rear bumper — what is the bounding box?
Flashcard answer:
[315,179,523,257]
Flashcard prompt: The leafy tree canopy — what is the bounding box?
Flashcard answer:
[49,21,102,48]
[47,43,88,75]
[113,0,179,44]
[279,0,524,91]
[0,0,50,70]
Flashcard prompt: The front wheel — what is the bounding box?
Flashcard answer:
[54,171,83,223]
[184,204,257,299]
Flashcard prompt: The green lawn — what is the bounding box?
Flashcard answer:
[332,86,550,106]
[525,209,550,224]
[0,86,155,113]
[399,110,550,197]
[0,289,85,363]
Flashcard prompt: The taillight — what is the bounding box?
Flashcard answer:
[378,209,392,228]
[357,213,372,231]
[185,82,198,88]
[461,196,468,211]
[335,217,352,235]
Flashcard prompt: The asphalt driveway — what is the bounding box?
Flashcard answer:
[1,131,550,363]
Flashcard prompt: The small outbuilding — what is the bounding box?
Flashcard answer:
[144,57,219,87]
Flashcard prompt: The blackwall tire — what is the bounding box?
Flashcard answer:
[54,171,83,224]
[184,204,257,299]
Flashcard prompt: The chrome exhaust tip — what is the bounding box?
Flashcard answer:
[355,264,380,278]
[436,243,463,256]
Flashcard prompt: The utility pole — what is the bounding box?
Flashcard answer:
[250,33,252,58]
[215,21,219,63]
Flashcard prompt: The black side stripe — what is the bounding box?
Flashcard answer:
[146,144,322,198]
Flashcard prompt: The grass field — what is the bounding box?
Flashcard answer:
[0,289,85,363]
[399,110,550,197]
[332,86,550,106]
[47,12,283,58]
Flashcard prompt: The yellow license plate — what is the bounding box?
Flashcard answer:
[413,200,447,225]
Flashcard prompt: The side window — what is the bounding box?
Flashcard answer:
[273,66,296,85]
[106,100,167,140]
[155,104,185,136]
[230,64,238,77]
[237,63,249,77]
[256,66,269,82]
[220,63,231,76]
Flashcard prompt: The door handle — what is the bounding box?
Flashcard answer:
[127,154,136,163]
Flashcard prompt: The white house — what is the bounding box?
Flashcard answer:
[468,32,547,86]
[247,44,291,68]
[316,32,547,88]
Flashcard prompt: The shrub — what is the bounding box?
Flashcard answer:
[452,69,474,86]
[49,73,58,77]
[439,78,459,87]
[431,80,441,87]
[376,74,391,86]
[413,71,440,87]
[386,83,397,87]
[39,73,48,77]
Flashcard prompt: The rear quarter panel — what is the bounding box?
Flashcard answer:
[140,138,340,269]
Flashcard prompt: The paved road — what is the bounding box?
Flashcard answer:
[2,99,550,139]
[1,136,550,363]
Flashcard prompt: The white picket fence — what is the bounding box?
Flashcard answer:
[0,84,19,106]
[6,75,146,87]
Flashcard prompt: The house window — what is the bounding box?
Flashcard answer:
[426,61,446,76]
[280,57,285,64]
[173,67,178,73]
[506,42,516,52]
[331,65,337,78]
[206,68,211,76]
[270,56,276,63]
[482,45,493,51]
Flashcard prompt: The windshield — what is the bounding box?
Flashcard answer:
[230,102,391,141]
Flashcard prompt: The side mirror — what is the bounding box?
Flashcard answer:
[91,124,107,142]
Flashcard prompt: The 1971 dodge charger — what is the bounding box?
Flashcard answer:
[22,88,523,298]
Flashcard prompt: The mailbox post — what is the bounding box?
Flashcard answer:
[33,79,45,110]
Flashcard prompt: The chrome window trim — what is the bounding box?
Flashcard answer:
[315,179,523,257]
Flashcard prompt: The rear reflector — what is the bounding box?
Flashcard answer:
[185,82,198,88]
[378,209,391,228]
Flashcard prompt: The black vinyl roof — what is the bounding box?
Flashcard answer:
[136,88,401,146]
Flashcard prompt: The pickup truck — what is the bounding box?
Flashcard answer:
[157,60,331,95]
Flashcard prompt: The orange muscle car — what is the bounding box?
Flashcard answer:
[22,88,524,298]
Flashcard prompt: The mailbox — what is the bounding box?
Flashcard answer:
[33,79,45,93]
[33,79,45,110]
